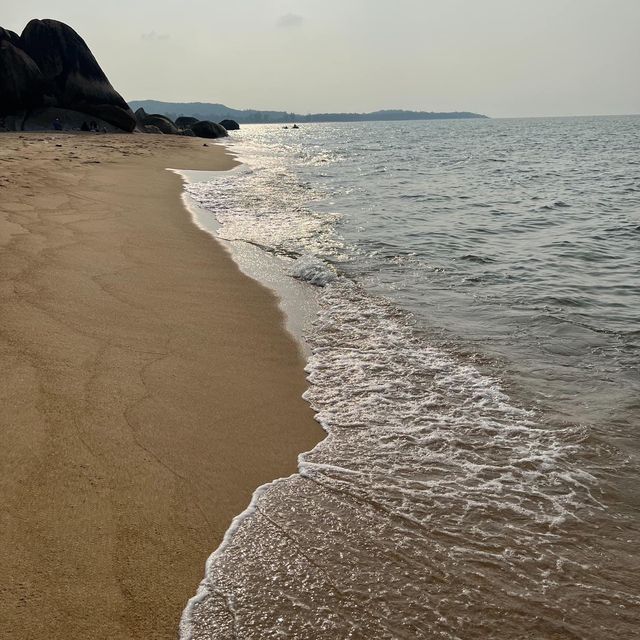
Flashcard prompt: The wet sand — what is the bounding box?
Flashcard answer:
[0,133,323,639]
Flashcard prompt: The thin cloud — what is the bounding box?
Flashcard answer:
[277,13,304,28]
[141,31,170,41]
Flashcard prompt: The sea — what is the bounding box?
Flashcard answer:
[179,116,640,639]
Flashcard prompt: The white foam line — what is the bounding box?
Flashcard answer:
[167,164,329,638]
[178,475,288,639]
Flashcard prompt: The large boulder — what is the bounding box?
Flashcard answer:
[19,19,135,131]
[141,113,178,134]
[219,119,239,131]
[189,120,228,139]
[175,115,198,129]
[0,40,46,116]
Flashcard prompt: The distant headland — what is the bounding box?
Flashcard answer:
[129,100,488,125]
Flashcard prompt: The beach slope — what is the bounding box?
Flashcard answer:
[0,133,322,639]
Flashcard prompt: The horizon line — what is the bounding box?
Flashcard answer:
[128,100,640,121]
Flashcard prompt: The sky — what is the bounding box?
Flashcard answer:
[4,0,640,118]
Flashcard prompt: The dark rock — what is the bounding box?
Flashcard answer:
[142,124,163,134]
[86,104,137,132]
[175,116,198,129]
[0,40,46,116]
[219,119,239,131]
[19,107,129,132]
[189,120,228,139]
[141,113,178,134]
[2,113,29,131]
[134,107,180,134]
[0,27,22,48]
[134,107,147,127]
[19,19,135,131]
[179,128,196,137]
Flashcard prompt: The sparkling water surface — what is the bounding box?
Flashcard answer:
[181,117,640,639]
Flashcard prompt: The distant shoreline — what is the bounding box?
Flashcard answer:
[129,100,488,125]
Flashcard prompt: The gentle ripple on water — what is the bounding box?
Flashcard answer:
[181,117,640,639]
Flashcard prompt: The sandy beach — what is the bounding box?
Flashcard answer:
[0,133,323,639]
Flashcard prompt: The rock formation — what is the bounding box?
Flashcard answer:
[189,120,228,139]
[135,109,228,139]
[219,119,240,131]
[134,107,148,127]
[0,19,135,131]
[142,124,163,134]
[175,116,198,129]
[1,19,237,139]
[140,113,178,134]
[135,107,176,133]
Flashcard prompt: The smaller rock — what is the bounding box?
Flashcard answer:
[219,119,239,131]
[142,124,163,134]
[190,120,228,139]
[176,116,198,129]
[142,113,178,134]
[134,107,148,127]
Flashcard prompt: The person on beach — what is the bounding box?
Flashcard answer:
[52,117,62,131]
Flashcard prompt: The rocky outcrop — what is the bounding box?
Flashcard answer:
[219,119,239,131]
[175,116,198,129]
[189,120,228,139]
[135,108,187,135]
[132,108,230,139]
[140,113,178,135]
[0,19,135,131]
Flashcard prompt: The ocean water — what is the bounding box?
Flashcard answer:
[180,117,640,639]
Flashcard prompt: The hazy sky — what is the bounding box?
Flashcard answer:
[5,0,640,117]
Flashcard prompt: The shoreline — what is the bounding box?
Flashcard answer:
[0,132,324,639]
[175,171,320,355]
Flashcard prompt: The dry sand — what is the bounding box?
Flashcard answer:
[0,133,324,639]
